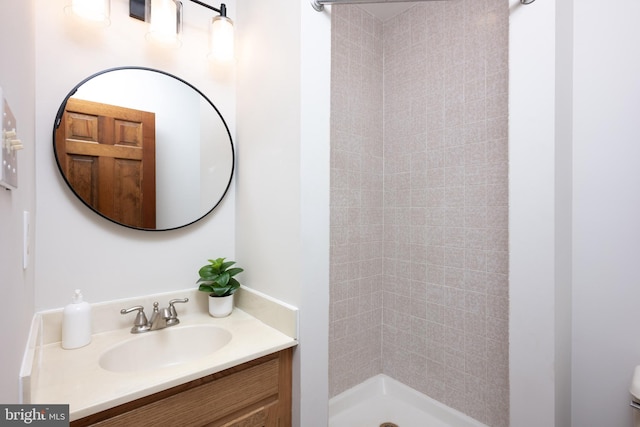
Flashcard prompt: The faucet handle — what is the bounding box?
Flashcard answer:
[169,298,189,309]
[120,305,150,333]
[166,298,189,325]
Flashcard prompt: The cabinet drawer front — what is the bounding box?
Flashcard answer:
[220,400,283,427]
[92,358,280,427]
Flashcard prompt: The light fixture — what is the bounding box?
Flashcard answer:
[209,9,234,61]
[130,0,234,60]
[65,0,110,24]
[146,0,183,47]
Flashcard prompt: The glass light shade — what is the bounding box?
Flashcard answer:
[209,15,234,62]
[147,0,182,47]
[66,0,110,24]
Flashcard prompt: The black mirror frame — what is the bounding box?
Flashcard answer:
[53,66,235,232]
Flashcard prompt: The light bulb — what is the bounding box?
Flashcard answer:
[209,15,234,62]
[147,0,182,47]
[66,0,110,24]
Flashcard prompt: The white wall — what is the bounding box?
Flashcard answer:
[235,0,331,425]
[509,0,560,424]
[511,1,640,426]
[234,0,302,304]
[572,1,640,425]
[34,0,236,310]
[0,0,36,404]
[298,5,331,426]
[554,1,573,426]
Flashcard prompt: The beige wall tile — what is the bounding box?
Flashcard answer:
[329,1,509,425]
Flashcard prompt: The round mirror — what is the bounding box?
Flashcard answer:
[53,67,234,231]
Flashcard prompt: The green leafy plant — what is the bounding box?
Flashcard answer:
[197,258,244,297]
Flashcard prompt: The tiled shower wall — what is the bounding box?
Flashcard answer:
[329,1,509,426]
[329,4,385,395]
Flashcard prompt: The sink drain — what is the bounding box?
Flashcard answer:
[380,423,398,427]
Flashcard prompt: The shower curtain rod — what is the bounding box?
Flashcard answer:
[311,0,438,11]
[311,0,535,12]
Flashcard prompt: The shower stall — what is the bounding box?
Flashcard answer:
[326,0,510,426]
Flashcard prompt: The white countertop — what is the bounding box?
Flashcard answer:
[29,308,297,421]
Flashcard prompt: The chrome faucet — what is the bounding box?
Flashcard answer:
[121,298,189,334]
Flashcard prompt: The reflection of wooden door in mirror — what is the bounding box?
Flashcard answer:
[55,98,156,229]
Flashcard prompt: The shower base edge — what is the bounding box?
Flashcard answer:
[328,374,488,427]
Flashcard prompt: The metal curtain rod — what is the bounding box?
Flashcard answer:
[311,0,535,12]
[312,0,438,11]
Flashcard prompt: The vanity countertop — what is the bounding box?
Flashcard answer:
[23,286,299,422]
[30,309,296,421]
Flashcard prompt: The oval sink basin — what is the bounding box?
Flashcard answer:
[99,325,232,373]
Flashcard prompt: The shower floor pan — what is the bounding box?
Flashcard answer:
[329,375,488,427]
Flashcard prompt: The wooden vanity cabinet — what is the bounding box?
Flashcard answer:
[71,348,293,427]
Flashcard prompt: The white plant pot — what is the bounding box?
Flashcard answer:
[208,294,234,317]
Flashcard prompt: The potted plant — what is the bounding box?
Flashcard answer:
[197,257,244,317]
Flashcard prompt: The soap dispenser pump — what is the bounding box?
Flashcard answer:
[61,289,92,349]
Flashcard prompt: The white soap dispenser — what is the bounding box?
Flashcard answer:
[61,289,92,349]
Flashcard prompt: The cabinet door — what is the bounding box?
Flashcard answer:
[72,349,292,427]
[90,360,279,426]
